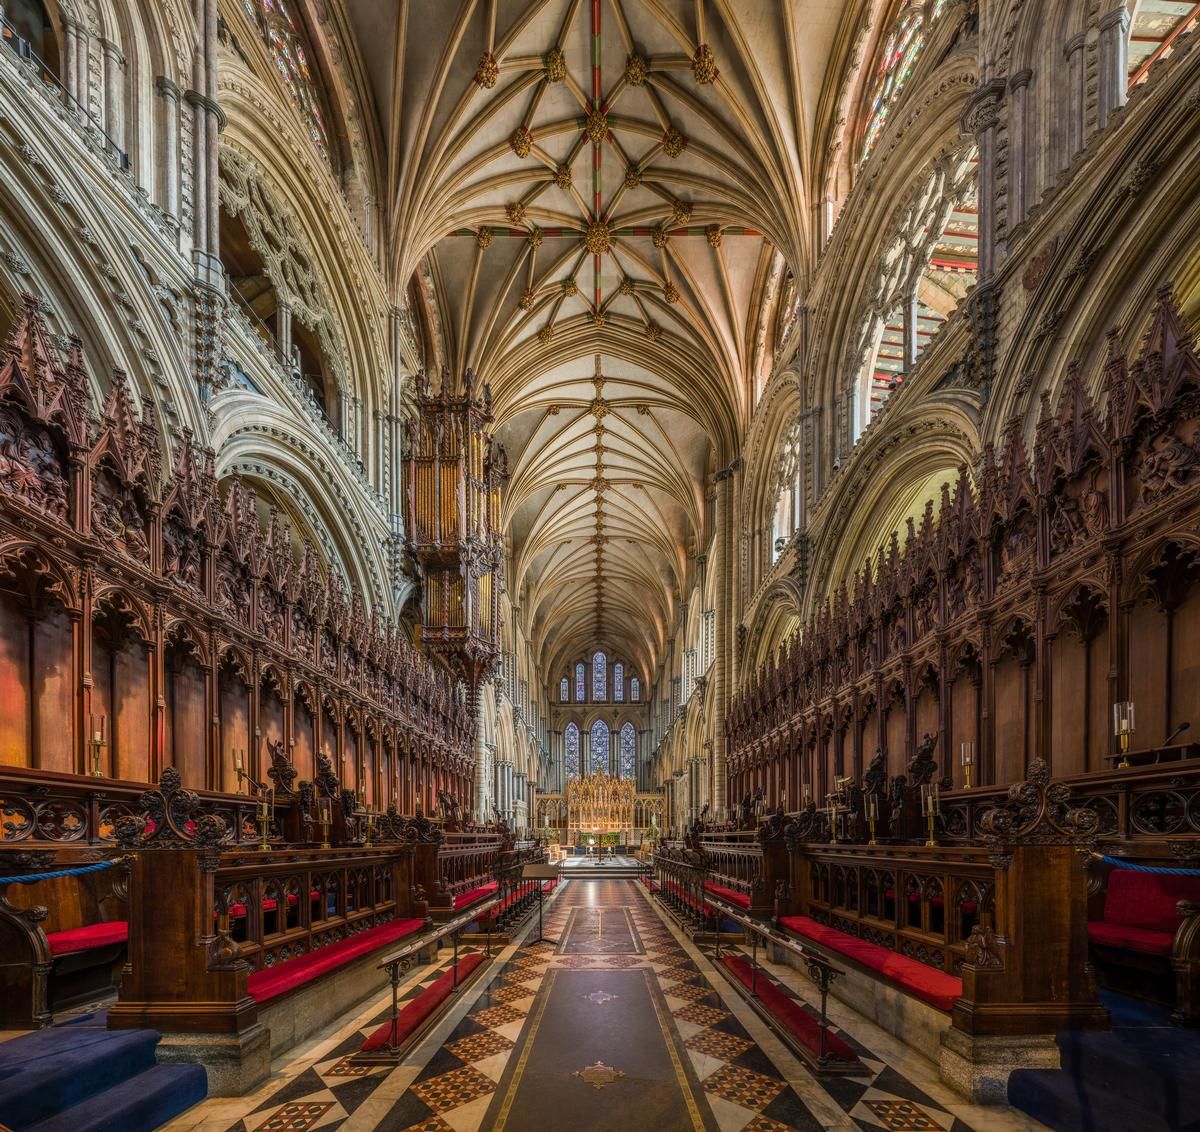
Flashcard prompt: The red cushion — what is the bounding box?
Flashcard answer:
[778,915,962,1012]
[722,954,859,1063]
[453,881,499,911]
[359,953,486,1052]
[704,883,751,910]
[247,917,426,1004]
[1088,919,1175,957]
[46,921,128,957]
[1104,869,1200,934]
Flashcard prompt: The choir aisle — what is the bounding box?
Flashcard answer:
[160,879,1044,1132]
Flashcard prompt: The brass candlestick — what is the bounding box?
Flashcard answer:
[89,714,106,777]
[866,795,879,846]
[319,810,332,850]
[256,787,275,852]
[922,784,940,847]
[256,807,272,852]
[1114,701,1135,769]
[961,742,974,790]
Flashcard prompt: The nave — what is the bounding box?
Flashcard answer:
[158,879,1040,1132]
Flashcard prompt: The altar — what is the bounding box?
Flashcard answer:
[536,773,664,846]
[568,771,634,834]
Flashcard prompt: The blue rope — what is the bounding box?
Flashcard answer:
[1099,854,1200,877]
[0,859,124,886]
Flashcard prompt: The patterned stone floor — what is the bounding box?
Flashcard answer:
[161,880,1046,1132]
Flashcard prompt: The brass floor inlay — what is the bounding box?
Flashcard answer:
[573,1060,626,1090]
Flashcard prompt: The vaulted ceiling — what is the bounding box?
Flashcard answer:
[344,0,853,686]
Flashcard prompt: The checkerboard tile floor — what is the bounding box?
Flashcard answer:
[161,880,1041,1132]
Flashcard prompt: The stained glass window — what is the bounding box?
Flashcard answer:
[592,651,607,700]
[560,676,569,701]
[589,719,610,775]
[859,0,930,165]
[242,0,331,155]
[620,722,636,780]
[630,676,640,702]
[613,662,624,702]
[575,662,586,702]
[565,722,580,781]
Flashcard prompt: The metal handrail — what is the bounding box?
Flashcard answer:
[0,17,128,168]
[367,896,501,1059]
[707,895,851,1070]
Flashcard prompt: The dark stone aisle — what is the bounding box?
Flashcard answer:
[168,879,1042,1132]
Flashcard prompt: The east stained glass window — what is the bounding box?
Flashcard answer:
[630,676,640,702]
[592,651,607,700]
[565,722,580,781]
[859,0,930,165]
[589,719,610,775]
[560,676,569,701]
[620,722,636,779]
[614,662,624,702]
[241,0,331,155]
[575,662,586,702]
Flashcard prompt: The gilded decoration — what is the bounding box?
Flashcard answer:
[510,126,533,158]
[584,221,612,255]
[663,128,687,158]
[544,47,566,82]
[624,54,648,86]
[692,44,718,84]
[474,51,499,89]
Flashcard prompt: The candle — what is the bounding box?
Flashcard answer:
[960,742,974,766]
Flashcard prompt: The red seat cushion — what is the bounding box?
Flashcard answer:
[359,953,486,1052]
[704,883,751,910]
[1088,919,1175,957]
[46,921,128,957]
[247,917,427,1004]
[778,915,962,1012]
[722,954,859,1063]
[1104,869,1200,934]
[453,881,499,911]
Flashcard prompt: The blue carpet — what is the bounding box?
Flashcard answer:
[1008,994,1200,1132]
[0,1022,206,1132]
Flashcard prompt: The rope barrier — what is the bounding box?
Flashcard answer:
[0,858,128,886]
[1094,853,1200,877]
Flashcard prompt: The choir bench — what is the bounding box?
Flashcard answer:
[106,837,441,1093]
[0,848,129,1028]
[1087,862,1200,1023]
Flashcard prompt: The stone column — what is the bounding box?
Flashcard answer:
[63,19,78,102]
[101,39,124,154]
[1064,34,1086,160]
[902,292,919,370]
[62,19,90,111]
[187,0,223,278]
[1008,70,1032,230]
[711,466,732,815]
[960,79,1007,282]
[1098,7,1130,130]
[156,77,181,218]
[277,301,293,370]
[474,723,493,821]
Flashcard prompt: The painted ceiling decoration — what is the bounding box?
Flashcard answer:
[346,0,850,684]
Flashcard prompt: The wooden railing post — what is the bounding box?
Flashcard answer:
[940,758,1109,1102]
[102,772,270,1093]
